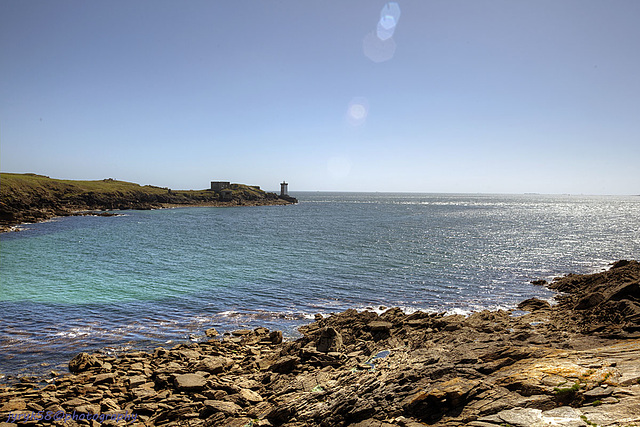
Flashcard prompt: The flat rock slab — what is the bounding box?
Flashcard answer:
[496,407,588,427]
[173,373,207,391]
[239,388,263,403]
[92,372,116,385]
[368,321,393,332]
[0,399,26,412]
[204,399,241,416]
[127,375,148,388]
[197,356,229,374]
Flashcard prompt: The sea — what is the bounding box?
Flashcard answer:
[1,192,639,380]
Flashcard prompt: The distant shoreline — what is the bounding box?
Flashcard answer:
[0,173,297,232]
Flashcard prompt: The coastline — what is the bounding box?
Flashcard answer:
[0,173,297,233]
[1,261,639,426]
[0,200,296,233]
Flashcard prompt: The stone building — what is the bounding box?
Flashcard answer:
[211,181,231,192]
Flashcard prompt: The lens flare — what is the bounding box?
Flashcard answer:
[377,2,401,41]
[364,2,401,62]
[363,31,397,63]
[377,16,396,41]
[346,97,369,126]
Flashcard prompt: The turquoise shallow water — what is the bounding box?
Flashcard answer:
[1,192,639,379]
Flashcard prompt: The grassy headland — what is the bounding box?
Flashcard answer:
[0,173,295,230]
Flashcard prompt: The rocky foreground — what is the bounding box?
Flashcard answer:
[1,261,639,427]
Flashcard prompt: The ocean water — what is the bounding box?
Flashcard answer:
[1,192,639,379]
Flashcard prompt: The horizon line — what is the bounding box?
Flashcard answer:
[1,172,636,197]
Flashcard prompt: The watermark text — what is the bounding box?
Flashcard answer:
[5,410,137,424]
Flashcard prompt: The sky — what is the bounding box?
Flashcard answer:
[1,1,639,194]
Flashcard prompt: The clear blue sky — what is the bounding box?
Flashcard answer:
[1,1,639,194]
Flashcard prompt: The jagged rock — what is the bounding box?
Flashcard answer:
[404,377,482,421]
[62,397,88,408]
[174,348,201,361]
[219,417,254,427]
[317,327,344,353]
[92,372,116,385]
[127,374,147,388]
[518,298,551,311]
[198,356,230,374]
[202,399,241,416]
[583,386,613,398]
[238,388,263,403]
[349,419,396,427]
[0,399,26,411]
[75,403,101,414]
[205,327,219,337]
[269,330,283,344]
[575,293,605,310]
[368,321,393,332]
[270,355,300,373]
[68,352,102,373]
[100,397,121,412]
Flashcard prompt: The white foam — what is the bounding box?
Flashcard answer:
[54,327,93,338]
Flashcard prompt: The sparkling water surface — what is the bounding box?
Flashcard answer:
[1,193,639,379]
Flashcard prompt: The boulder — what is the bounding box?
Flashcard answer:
[403,377,481,422]
[269,330,283,344]
[575,293,605,310]
[198,356,230,374]
[68,352,102,373]
[368,321,393,332]
[317,327,343,353]
[205,327,219,337]
[270,355,300,374]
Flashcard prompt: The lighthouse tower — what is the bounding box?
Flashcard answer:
[280,181,288,197]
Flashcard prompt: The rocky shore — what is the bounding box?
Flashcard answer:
[1,261,639,427]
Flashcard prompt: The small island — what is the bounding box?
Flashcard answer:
[0,173,297,232]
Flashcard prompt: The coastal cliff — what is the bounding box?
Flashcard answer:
[0,173,296,231]
[1,261,639,426]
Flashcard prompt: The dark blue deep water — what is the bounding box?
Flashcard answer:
[1,193,639,379]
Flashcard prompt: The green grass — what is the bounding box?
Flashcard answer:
[0,173,269,200]
[580,415,600,426]
[553,381,582,395]
[1,173,166,197]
